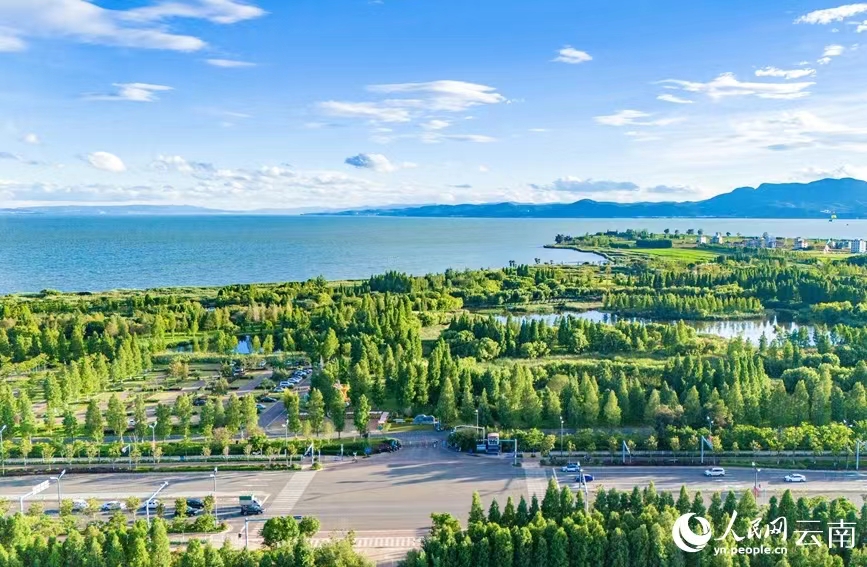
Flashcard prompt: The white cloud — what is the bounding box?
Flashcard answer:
[0,0,235,53]
[206,58,257,68]
[151,155,216,176]
[528,128,549,132]
[818,44,845,65]
[344,153,399,173]
[595,109,681,127]
[425,133,496,143]
[321,80,506,127]
[534,177,640,193]
[659,72,814,100]
[725,110,867,153]
[657,94,694,104]
[85,83,173,102]
[421,119,450,130]
[857,20,867,31]
[796,3,867,24]
[0,32,25,52]
[528,177,694,202]
[755,66,816,79]
[366,80,506,112]
[318,101,412,123]
[86,151,126,173]
[122,0,266,24]
[22,133,39,145]
[552,46,592,64]
[797,164,867,180]
[479,165,489,173]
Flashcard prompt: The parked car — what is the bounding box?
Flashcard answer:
[186,498,205,510]
[704,467,726,477]
[101,501,126,512]
[193,397,208,406]
[561,463,579,473]
[258,395,277,403]
[141,499,161,511]
[72,499,88,512]
[575,474,594,483]
[256,403,266,413]
[279,381,292,387]
[784,473,807,483]
[273,386,285,393]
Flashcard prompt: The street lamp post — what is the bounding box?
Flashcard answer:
[50,469,66,505]
[149,422,157,456]
[559,416,564,457]
[475,409,479,439]
[752,461,761,491]
[145,481,169,526]
[210,467,218,518]
[0,424,6,475]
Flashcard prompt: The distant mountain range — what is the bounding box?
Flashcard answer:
[3,177,866,218]
[321,178,867,219]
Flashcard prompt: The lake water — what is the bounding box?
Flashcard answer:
[1,215,867,294]
[495,310,810,344]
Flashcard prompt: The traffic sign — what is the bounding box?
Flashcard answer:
[30,480,49,496]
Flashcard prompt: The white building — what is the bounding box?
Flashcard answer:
[794,237,809,250]
[697,235,708,245]
[712,232,724,244]
[851,239,867,254]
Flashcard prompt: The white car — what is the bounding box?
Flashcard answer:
[784,473,807,483]
[71,499,88,512]
[141,499,161,510]
[704,467,726,477]
[561,463,579,473]
[101,501,126,512]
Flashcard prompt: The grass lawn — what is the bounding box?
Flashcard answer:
[624,247,721,262]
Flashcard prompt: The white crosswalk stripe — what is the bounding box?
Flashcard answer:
[269,471,317,514]
[524,466,549,499]
[310,537,422,549]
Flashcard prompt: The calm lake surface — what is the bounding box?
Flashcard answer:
[1,215,866,295]
[496,310,810,344]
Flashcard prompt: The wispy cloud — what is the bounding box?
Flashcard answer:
[319,80,506,126]
[595,109,681,127]
[659,72,814,100]
[552,46,592,64]
[21,133,39,145]
[818,44,845,64]
[796,3,867,24]
[85,83,173,102]
[344,153,417,173]
[0,0,265,53]
[206,58,257,68]
[657,94,694,104]
[755,67,816,79]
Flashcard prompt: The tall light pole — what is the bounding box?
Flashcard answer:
[50,469,66,505]
[707,417,714,437]
[145,481,169,526]
[475,409,479,439]
[559,416,564,457]
[210,467,218,518]
[752,461,761,491]
[0,424,6,475]
[149,422,157,455]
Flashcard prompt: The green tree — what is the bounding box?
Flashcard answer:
[175,394,194,439]
[468,491,485,524]
[284,391,302,436]
[602,390,622,427]
[84,399,104,443]
[308,389,325,435]
[353,394,371,436]
[106,393,126,437]
[436,377,458,426]
[329,392,346,438]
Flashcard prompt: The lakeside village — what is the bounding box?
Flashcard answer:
[554,229,867,255]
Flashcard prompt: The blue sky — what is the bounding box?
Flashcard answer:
[1,0,866,210]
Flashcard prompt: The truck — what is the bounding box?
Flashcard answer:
[239,495,265,516]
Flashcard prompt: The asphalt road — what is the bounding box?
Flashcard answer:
[2,448,866,564]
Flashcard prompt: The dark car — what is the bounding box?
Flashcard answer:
[193,397,208,406]
[575,474,594,483]
[186,498,205,510]
[175,506,203,518]
[258,395,277,403]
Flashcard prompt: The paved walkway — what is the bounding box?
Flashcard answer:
[522,460,550,499]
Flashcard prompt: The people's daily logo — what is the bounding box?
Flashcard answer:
[672,513,713,552]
